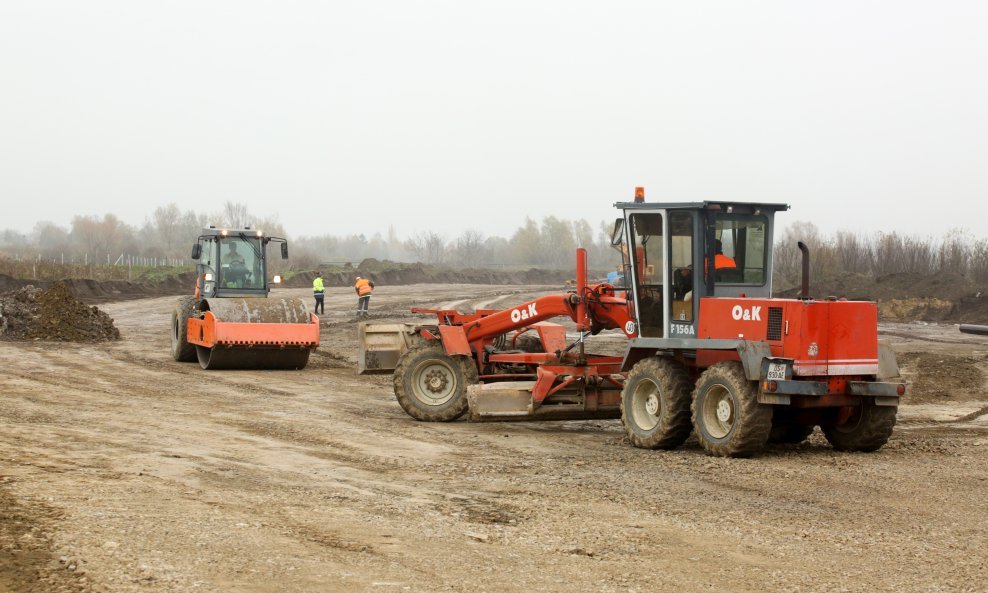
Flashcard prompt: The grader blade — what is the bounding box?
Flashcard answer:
[467,381,622,422]
[358,322,419,374]
[467,382,537,419]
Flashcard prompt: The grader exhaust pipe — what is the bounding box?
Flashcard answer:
[798,241,810,299]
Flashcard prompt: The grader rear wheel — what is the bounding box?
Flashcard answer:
[823,401,897,452]
[394,343,479,422]
[769,417,816,444]
[170,296,197,362]
[620,357,693,449]
[692,362,772,457]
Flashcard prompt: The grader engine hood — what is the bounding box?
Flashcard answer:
[697,298,880,376]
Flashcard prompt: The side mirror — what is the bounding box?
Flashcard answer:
[281,243,289,259]
[191,243,202,260]
[610,218,625,246]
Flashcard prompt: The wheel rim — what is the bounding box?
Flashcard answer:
[631,378,661,431]
[172,314,180,346]
[411,358,459,406]
[833,406,864,434]
[701,383,736,439]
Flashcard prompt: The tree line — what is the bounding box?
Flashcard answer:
[774,222,988,286]
[0,202,622,271]
[2,204,986,283]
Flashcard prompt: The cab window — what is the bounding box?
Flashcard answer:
[713,215,768,285]
[219,237,264,290]
[669,212,693,322]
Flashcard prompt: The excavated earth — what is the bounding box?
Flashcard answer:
[0,283,120,343]
[0,284,987,593]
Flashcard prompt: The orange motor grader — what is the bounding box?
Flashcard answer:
[361,190,906,457]
[170,226,319,370]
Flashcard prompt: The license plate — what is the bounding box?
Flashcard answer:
[766,362,787,381]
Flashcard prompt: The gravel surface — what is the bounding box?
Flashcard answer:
[0,284,986,593]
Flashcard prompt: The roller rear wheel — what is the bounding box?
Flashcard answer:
[171,296,197,362]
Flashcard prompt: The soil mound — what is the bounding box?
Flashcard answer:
[0,283,121,342]
[777,271,988,323]
[285,260,579,289]
[897,351,988,403]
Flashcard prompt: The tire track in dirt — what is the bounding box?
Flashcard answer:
[0,482,92,593]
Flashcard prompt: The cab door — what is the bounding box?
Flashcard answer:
[626,210,667,338]
[667,210,697,339]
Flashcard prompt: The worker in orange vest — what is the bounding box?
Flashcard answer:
[354,276,374,317]
[714,239,736,270]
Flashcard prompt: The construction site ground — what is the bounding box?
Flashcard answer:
[1,284,987,593]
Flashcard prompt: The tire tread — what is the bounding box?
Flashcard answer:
[620,357,694,450]
[691,361,772,457]
[393,342,478,422]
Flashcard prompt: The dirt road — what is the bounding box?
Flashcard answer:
[1,284,987,593]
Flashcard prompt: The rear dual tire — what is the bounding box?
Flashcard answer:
[691,362,772,458]
[823,402,897,452]
[769,421,815,445]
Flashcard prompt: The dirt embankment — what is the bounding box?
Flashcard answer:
[777,270,988,323]
[0,283,120,342]
[0,272,197,304]
[4,264,987,324]
[285,263,578,289]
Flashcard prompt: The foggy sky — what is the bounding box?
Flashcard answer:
[1,1,986,241]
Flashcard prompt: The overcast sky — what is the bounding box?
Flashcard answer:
[1,1,986,242]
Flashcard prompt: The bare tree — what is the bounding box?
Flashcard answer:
[220,202,250,228]
[33,221,70,258]
[452,230,487,268]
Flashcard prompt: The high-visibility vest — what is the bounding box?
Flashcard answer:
[355,278,373,296]
[715,254,736,270]
[312,277,325,293]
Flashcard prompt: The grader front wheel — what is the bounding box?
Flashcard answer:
[393,343,479,422]
[692,362,772,457]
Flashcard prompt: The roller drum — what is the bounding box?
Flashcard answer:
[195,296,317,370]
[196,345,311,370]
[202,297,312,324]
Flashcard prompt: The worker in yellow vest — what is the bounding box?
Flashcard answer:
[354,276,374,317]
[312,272,325,315]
